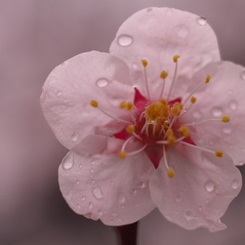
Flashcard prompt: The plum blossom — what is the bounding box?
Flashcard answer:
[40,7,244,232]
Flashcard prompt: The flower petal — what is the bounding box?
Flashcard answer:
[182,61,245,165]
[110,7,220,99]
[40,51,134,149]
[150,145,242,232]
[59,137,156,226]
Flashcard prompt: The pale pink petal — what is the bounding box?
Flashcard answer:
[181,61,245,165]
[40,51,134,149]
[59,137,156,226]
[110,7,220,100]
[150,145,242,232]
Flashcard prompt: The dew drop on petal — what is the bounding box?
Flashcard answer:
[112,213,118,217]
[146,7,153,12]
[222,126,233,135]
[79,164,83,168]
[229,101,237,110]
[196,17,207,26]
[92,187,104,199]
[118,193,126,204]
[117,34,133,47]
[97,209,103,216]
[82,196,85,201]
[62,155,74,170]
[231,179,240,189]
[184,210,194,220]
[211,107,223,117]
[56,91,62,96]
[89,202,93,209]
[96,78,109,87]
[205,180,215,192]
[71,132,79,142]
[193,110,202,119]
[76,180,80,185]
[176,194,182,202]
[176,25,189,38]
[241,71,245,80]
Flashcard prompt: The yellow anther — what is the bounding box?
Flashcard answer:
[126,102,133,110]
[163,121,169,128]
[190,96,197,104]
[222,115,230,123]
[119,101,127,108]
[166,129,173,137]
[205,74,211,83]
[160,98,168,105]
[160,71,168,79]
[179,126,189,138]
[173,55,180,63]
[167,135,176,145]
[126,124,135,133]
[167,168,175,178]
[146,102,163,120]
[118,151,127,158]
[90,100,99,108]
[215,151,223,157]
[171,102,183,116]
[141,59,148,67]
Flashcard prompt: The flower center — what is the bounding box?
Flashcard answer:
[90,55,231,177]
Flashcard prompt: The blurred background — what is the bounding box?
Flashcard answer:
[1,0,245,244]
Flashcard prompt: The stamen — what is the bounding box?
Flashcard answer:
[184,115,231,126]
[167,55,180,100]
[118,143,147,159]
[118,151,127,158]
[182,74,211,105]
[163,146,175,178]
[179,141,223,157]
[141,59,151,100]
[90,100,131,124]
[190,96,197,104]
[159,71,168,99]
[179,126,189,138]
[126,124,135,133]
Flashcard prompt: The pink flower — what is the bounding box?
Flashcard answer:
[40,7,244,232]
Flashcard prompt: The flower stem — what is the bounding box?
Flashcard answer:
[115,222,138,245]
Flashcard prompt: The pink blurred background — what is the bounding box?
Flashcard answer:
[1,0,245,244]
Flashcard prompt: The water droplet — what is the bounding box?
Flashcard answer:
[91,179,95,184]
[76,203,81,209]
[137,181,146,189]
[227,89,233,95]
[211,107,223,117]
[229,101,237,110]
[90,169,94,173]
[112,212,118,217]
[231,179,240,189]
[198,205,203,211]
[91,161,96,166]
[117,34,133,47]
[118,193,126,204]
[61,154,74,170]
[79,164,83,168]
[97,209,103,216]
[237,162,244,166]
[96,78,109,87]
[89,202,93,209]
[176,194,182,202]
[222,126,233,134]
[196,17,207,26]
[71,132,79,142]
[132,189,137,195]
[56,91,62,96]
[176,25,189,38]
[146,7,153,12]
[205,180,215,192]
[92,187,104,199]
[184,210,194,220]
[241,71,245,80]
[82,196,85,201]
[193,110,202,119]
[76,180,80,185]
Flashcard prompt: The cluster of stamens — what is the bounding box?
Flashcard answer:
[90,55,230,178]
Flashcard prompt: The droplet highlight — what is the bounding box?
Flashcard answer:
[96,78,109,87]
[231,179,240,189]
[211,107,223,117]
[241,71,245,80]
[196,17,207,26]
[61,154,74,170]
[117,34,133,47]
[118,193,126,204]
[229,101,237,110]
[205,180,215,192]
[222,126,233,135]
[92,187,104,199]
